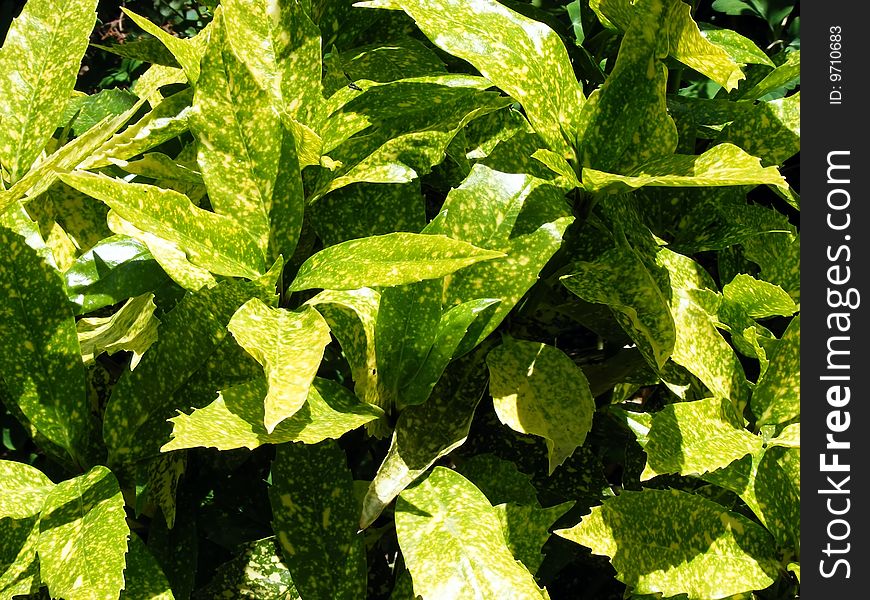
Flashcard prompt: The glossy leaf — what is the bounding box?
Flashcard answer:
[269,441,366,600]
[743,232,800,302]
[290,232,504,291]
[77,294,160,369]
[191,15,280,254]
[426,164,574,346]
[163,377,382,452]
[0,226,91,467]
[122,535,175,600]
[740,50,800,100]
[582,143,787,194]
[359,0,584,158]
[361,351,488,529]
[0,460,55,520]
[122,8,209,84]
[495,501,573,574]
[702,28,775,67]
[641,397,762,480]
[60,89,139,137]
[60,171,266,279]
[0,0,97,181]
[486,337,595,474]
[751,314,799,427]
[103,277,276,465]
[722,274,796,319]
[556,488,779,598]
[718,92,800,166]
[455,453,538,506]
[193,538,300,600]
[561,241,675,369]
[64,234,168,314]
[395,467,546,599]
[0,515,41,598]
[37,466,129,600]
[574,0,677,173]
[228,300,332,432]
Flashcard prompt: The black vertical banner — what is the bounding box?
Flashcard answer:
[803,1,868,596]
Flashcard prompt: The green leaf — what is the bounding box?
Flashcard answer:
[455,454,538,506]
[106,212,217,292]
[395,467,546,599]
[0,515,41,598]
[82,89,193,170]
[361,350,488,529]
[701,27,775,67]
[0,0,98,181]
[121,535,175,600]
[269,441,366,600]
[191,14,281,255]
[360,0,584,158]
[0,226,91,467]
[556,488,780,598]
[163,376,383,452]
[718,92,800,166]
[495,501,573,574]
[306,287,383,413]
[77,294,160,369]
[743,232,800,302]
[740,50,799,101]
[583,143,786,194]
[751,314,799,427]
[122,8,209,84]
[722,274,796,319]
[400,298,500,407]
[228,300,332,431]
[486,337,595,474]
[575,0,677,173]
[375,281,441,409]
[60,171,266,279]
[103,277,276,465]
[562,240,675,369]
[60,89,139,138]
[64,235,168,314]
[641,397,763,480]
[290,232,504,291]
[755,446,799,550]
[426,164,574,346]
[0,461,55,519]
[193,538,300,600]
[37,466,129,600]
[658,248,750,405]
[92,36,180,68]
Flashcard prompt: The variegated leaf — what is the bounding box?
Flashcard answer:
[60,171,266,279]
[37,466,129,600]
[193,538,300,600]
[556,488,779,598]
[358,0,584,159]
[395,467,547,599]
[486,337,595,474]
[121,535,175,600]
[162,377,383,452]
[751,314,799,427]
[290,232,504,291]
[0,0,98,181]
[269,441,366,600]
[77,294,159,369]
[0,460,55,520]
[228,300,331,432]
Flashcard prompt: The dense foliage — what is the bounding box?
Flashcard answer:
[0,0,799,598]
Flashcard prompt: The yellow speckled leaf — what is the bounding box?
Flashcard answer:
[0,0,98,181]
[77,294,160,369]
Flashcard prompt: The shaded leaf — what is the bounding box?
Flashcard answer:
[455,453,537,506]
[64,235,168,314]
[0,226,91,467]
[717,92,800,166]
[556,488,779,598]
[495,501,573,574]
[60,88,139,137]
[361,350,488,529]
[740,50,799,100]
[269,441,366,600]
[228,300,332,431]
[751,314,799,427]
[396,467,546,599]
[486,337,595,474]
[360,0,584,158]
[0,0,98,181]
[121,535,175,600]
[193,537,300,600]
[37,466,129,600]
[641,397,762,480]
[290,232,504,291]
